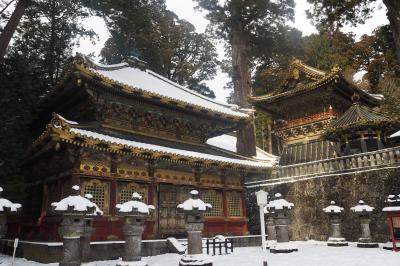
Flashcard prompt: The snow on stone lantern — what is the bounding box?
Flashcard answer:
[351,200,378,248]
[177,190,212,266]
[322,201,348,247]
[267,193,297,253]
[116,192,154,266]
[51,185,103,266]
[382,194,400,252]
[0,187,21,238]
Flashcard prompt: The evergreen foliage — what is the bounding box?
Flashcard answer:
[0,0,93,199]
[84,0,218,98]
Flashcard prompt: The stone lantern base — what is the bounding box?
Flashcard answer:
[179,254,213,266]
[327,238,348,247]
[270,242,298,253]
[357,238,378,248]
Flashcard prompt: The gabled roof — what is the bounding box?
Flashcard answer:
[206,134,278,164]
[32,114,273,171]
[250,59,379,106]
[69,55,251,121]
[324,102,399,138]
[330,103,391,129]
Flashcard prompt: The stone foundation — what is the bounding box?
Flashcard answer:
[0,235,263,263]
[247,168,400,242]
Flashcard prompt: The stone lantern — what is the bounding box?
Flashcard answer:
[51,185,103,266]
[0,187,21,238]
[116,192,154,266]
[323,201,348,247]
[267,193,297,253]
[177,190,212,266]
[81,194,98,262]
[263,206,276,247]
[351,200,377,248]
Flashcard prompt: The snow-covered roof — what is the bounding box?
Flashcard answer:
[267,193,294,211]
[323,201,344,213]
[206,134,278,164]
[351,200,374,213]
[69,128,272,169]
[383,194,400,212]
[0,187,21,213]
[83,58,250,119]
[51,186,103,215]
[390,130,400,138]
[116,192,155,214]
[177,190,212,211]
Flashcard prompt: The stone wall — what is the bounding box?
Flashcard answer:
[0,235,263,263]
[247,168,400,242]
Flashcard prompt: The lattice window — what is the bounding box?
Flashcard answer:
[81,179,110,214]
[118,182,148,204]
[227,191,243,217]
[201,190,223,217]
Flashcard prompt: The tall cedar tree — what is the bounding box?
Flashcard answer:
[0,0,31,60]
[194,0,295,156]
[306,0,400,62]
[85,0,218,98]
[0,0,92,199]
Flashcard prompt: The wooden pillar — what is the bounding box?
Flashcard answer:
[110,180,117,216]
[145,159,157,179]
[377,132,385,150]
[360,133,368,153]
[39,183,49,224]
[192,165,203,183]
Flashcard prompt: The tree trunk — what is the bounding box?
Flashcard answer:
[0,0,30,60]
[231,21,256,157]
[383,0,400,62]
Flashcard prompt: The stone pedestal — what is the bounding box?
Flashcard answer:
[59,216,85,266]
[270,211,297,253]
[186,223,203,255]
[265,215,276,248]
[116,192,154,266]
[268,194,297,253]
[117,217,147,266]
[327,216,348,247]
[357,218,378,248]
[81,218,95,262]
[178,190,212,266]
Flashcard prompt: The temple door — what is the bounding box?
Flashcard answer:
[158,184,191,237]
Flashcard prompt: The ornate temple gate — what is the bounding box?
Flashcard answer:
[158,184,192,236]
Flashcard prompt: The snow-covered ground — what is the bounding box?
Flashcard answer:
[0,241,399,266]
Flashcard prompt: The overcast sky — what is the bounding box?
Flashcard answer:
[77,0,389,103]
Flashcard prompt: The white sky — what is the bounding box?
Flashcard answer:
[77,0,389,103]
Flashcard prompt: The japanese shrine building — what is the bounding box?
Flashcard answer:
[250,59,398,166]
[16,55,275,241]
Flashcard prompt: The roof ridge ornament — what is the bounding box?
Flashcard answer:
[124,56,148,71]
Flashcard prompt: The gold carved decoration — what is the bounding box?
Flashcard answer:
[117,165,149,180]
[200,175,222,186]
[226,176,241,187]
[80,160,111,176]
[155,170,195,184]
[81,179,110,215]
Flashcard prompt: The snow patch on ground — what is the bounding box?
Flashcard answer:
[1,241,399,266]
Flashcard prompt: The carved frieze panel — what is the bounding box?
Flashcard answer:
[96,98,233,144]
